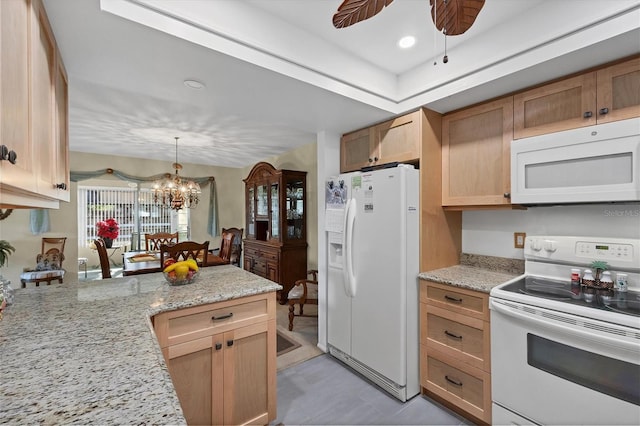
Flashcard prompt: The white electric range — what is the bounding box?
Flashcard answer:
[490,235,640,425]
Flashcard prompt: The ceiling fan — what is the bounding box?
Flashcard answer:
[333,0,485,36]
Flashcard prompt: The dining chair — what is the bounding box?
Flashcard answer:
[160,241,209,267]
[19,237,67,287]
[287,269,318,331]
[221,227,243,267]
[145,232,179,251]
[95,238,112,279]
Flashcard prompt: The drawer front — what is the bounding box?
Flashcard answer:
[426,312,484,364]
[422,352,490,422]
[424,283,488,320]
[165,299,268,346]
[252,259,267,276]
[244,245,278,261]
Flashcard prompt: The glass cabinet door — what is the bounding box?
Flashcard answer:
[270,183,279,239]
[247,186,255,237]
[285,178,305,240]
[256,184,268,216]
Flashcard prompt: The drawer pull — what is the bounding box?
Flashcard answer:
[227,339,234,347]
[444,330,463,340]
[212,312,233,321]
[445,375,463,387]
[444,295,463,303]
[215,343,222,350]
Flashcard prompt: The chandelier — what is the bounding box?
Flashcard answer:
[152,137,201,211]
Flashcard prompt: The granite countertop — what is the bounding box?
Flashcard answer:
[0,265,282,424]
[418,253,525,293]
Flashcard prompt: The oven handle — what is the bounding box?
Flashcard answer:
[490,298,639,352]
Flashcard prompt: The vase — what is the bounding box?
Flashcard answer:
[103,237,113,248]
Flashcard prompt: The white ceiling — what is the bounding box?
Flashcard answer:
[43,0,640,169]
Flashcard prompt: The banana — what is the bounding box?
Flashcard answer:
[163,261,183,273]
[185,258,199,271]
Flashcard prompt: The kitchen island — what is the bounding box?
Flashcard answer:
[0,265,281,424]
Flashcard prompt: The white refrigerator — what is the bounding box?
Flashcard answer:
[325,164,420,402]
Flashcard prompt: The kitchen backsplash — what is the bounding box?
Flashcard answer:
[460,253,524,275]
[462,203,640,259]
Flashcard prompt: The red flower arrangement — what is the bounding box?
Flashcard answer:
[96,218,119,240]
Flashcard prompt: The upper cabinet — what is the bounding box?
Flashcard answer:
[514,56,640,139]
[340,110,421,173]
[0,0,69,208]
[442,97,514,209]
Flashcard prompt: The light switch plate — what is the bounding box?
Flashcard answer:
[514,232,526,249]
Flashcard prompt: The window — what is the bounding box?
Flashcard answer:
[78,185,190,249]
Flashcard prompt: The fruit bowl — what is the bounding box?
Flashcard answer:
[163,269,199,286]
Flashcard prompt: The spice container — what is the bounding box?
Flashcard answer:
[582,269,595,288]
[615,273,628,292]
[570,268,581,283]
[600,271,614,289]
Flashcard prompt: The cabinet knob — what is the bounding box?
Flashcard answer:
[226,339,234,347]
[583,111,593,118]
[55,183,67,190]
[215,343,222,350]
[599,107,609,115]
[368,158,373,163]
[503,192,511,199]
[0,145,8,160]
[8,150,17,165]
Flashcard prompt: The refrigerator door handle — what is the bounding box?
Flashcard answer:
[342,198,357,297]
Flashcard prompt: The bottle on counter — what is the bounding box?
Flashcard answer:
[570,268,582,299]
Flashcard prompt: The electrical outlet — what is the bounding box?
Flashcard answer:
[514,232,526,249]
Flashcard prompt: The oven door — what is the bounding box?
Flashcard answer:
[490,297,640,425]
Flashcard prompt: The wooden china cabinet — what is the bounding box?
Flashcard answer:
[243,162,307,302]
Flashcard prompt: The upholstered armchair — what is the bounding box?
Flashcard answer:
[20,237,67,287]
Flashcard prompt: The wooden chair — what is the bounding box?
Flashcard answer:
[287,269,318,331]
[221,227,243,267]
[20,237,67,287]
[218,232,235,264]
[160,241,209,267]
[95,238,112,279]
[145,232,179,251]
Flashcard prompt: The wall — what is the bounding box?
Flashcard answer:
[0,151,245,285]
[246,141,319,270]
[462,203,640,258]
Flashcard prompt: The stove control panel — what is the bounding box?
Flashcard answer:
[525,236,639,268]
[575,241,634,261]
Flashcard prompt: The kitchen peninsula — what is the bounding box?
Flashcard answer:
[0,265,281,424]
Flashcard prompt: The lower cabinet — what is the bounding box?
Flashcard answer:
[419,280,491,424]
[153,292,277,426]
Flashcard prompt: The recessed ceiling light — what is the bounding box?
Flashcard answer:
[183,79,206,89]
[398,36,416,49]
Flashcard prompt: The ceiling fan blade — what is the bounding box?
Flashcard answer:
[333,0,394,29]
[430,0,485,36]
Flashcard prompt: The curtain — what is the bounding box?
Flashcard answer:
[70,168,219,237]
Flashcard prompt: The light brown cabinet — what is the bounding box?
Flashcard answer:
[153,292,277,426]
[420,280,491,424]
[514,56,640,139]
[441,97,513,208]
[0,0,68,209]
[340,110,421,173]
[244,162,307,301]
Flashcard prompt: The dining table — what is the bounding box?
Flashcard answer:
[122,250,229,276]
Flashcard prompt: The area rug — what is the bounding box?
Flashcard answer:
[277,331,301,356]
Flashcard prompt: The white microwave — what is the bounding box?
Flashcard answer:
[511,117,640,205]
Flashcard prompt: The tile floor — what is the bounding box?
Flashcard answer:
[273,354,471,425]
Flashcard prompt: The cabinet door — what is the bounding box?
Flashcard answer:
[166,336,218,426]
[596,57,640,124]
[442,97,513,207]
[514,73,597,139]
[374,110,420,165]
[340,127,377,172]
[53,53,69,201]
[0,0,36,194]
[223,320,275,425]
